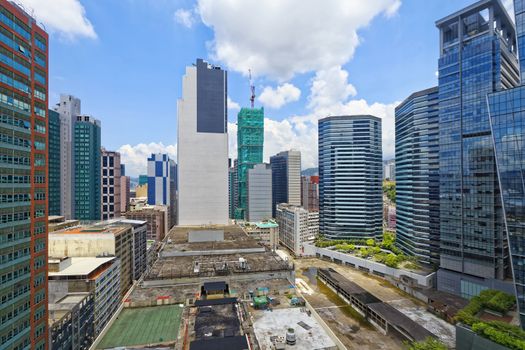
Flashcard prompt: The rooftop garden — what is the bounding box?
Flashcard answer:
[407,337,447,350]
[455,289,524,350]
[314,232,420,269]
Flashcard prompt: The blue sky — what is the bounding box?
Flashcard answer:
[25,0,513,175]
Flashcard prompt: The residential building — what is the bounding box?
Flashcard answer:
[74,115,101,220]
[276,204,318,256]
[247,163,272,222]
[49,109,61,216]
[301,175,319,212]
[54,94,81,219]
[177,58,229,225]
[318,115,383,240]
[270,150,301,217]
[48,257,120,336]
[383,159,395,181]
[48,292,94,350]
[120,174,130,213]
[49,223,135,297]
[0,3,49,348]
[436,0,519,298]
[101,148,122,220]
[395,87,440,265]
[236,107,264,219]
[125,207,167,241]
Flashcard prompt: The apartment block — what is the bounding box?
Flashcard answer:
[276,204,319,256]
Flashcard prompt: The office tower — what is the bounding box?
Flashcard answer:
[177,58,229,225]
[138,174,148,186]
[49,109,61,216]
[436,0,519,298]
[276,204,319,256]
[318,116,383,240]
[101,149,122,220]
[247,163,272,222]
[301,175,319,212]
[383,159,396,181]
[74,115,101,220]
[270,150,301,217]
[0,3,49,348]
[120,175,131,213]
[147,153,172,206]
[395,87,440,266]
[236,107,264,219]
[54,94,81,219]
[169,160,177,227]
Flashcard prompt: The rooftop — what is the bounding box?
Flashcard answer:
[254,221,278,229]
[51,223,131,236]
[48,257,115,277]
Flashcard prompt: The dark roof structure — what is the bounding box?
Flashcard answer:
[189,336,249,350]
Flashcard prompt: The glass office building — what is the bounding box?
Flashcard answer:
[436,0,519,298]
[318,115,383,240]
[395,87,440,266]
[0,2,49,349]
[48,109,61,216]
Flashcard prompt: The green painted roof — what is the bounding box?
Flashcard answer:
[255,222,278,228]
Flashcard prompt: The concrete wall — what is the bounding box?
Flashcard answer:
[456,324,510,350]
[303,243,435,289]
[49,234,116,257]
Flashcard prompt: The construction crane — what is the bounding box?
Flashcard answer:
[249,69,255,108]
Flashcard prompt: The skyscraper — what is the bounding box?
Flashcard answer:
[54,94,81,219]
[177,58,229,225]
[270,150,301,217]
[247,163,272,222]
[147,153,171,206]
[0,2,49,348]
[395,87,440,266]
[318,116,383,240]
[236,107,264,219]
[120,164,130,213]
[301,175,319,212]
[228,160,237,219]
[436,0,519,298]
[101,149,122,220]
[74,115,101,220]
[48,109,61,216]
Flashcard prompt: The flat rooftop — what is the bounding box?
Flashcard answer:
[48,257,115,277]
[252,307,336,350]
[96,305,183,349]
[51,223,130,235]
[164,225,261,252]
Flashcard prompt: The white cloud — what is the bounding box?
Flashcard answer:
[197,0,400,80]
[18,0,96,40]
[258,83,301,109]
[174,8,196,28]
[227,96,240,111]
[308,66,357,111]
[117,142,177,177]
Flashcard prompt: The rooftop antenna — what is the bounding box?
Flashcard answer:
[249,69,255,108]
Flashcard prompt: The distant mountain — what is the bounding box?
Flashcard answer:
[301,167,318,176]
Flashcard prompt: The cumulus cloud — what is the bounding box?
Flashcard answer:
[308,66,357,111]
[18,0,96,40]
[174,8,196,28]
[197,0,400,80]
[258,83,301,109]
[118,142,177,177]
[227,96,240,111]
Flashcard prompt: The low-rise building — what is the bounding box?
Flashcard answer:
[125,207,168,241]
[276,204,319,256]
[48,257,120,336]
[49,292,94,350]
[48,215,80,232]
[243,221,279,250]
[49,223,134,296]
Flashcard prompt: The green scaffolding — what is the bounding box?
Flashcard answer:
[235,107,264,220]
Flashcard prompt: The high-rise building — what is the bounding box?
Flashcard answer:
[138,174,148,186]
[383,159,396,181]
[301,175,319,212]
[228,160,237,219]
[49,109,61,216]
[436,0,519,298]
[101,149,122,220]
[236,107,264,219]
[74,115,101,220]
[169,160,177,227]
[147,153,171,206]
[483,0,525,328]
[270,150,301,217]
[395,87,440,266]
[120,175,131,213]
[0,2,49,348]
[276,204,319,256]
[177,58,229,225]
[247,163,272,222]
[318,116,383,240]
[54,94,81,219]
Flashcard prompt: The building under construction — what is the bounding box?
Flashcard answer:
[235,107,264,219]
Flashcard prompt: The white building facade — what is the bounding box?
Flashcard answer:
[247,163,272,222]
[276,204,319,256]
[177,59,229,225]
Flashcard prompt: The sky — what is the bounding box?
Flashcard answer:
[22,0,514,176]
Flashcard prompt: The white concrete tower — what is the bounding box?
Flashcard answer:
[177,59,229,225]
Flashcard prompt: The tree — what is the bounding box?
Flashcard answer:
[366,238,375,247]
[408,338,447,350]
